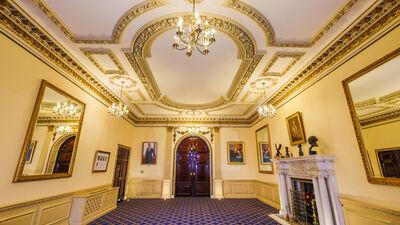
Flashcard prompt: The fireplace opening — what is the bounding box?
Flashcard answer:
[290,179,319,225]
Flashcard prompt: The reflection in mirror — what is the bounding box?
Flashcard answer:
[14,80,85,182]
[255,125,273,174]
[344,52,400,185]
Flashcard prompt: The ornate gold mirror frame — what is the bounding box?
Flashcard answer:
[255,124,274,174]
[342,48,400,186]
[13,80,85,182]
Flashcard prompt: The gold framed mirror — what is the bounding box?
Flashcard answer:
[255,125,274,174]
[13,80,85,182]
[342,48,400,186]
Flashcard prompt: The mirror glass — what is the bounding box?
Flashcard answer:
[14,80,85,182]
[255,125,274,174]
[346,55,400,181]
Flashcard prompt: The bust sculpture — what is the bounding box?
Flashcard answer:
[308,136,318,155]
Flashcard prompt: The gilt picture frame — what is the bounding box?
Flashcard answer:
[142,142,157,165]
[92,151,111,172]
[227,141,245,165]
[285,112,306,146]
[25,140,37,164]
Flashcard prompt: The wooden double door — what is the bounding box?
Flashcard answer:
[175,137,210,197]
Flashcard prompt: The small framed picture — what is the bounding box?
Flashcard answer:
[259,142,272,164]
[25,140,37,164]
[286,111,306,146]
[142,142,157,165]
[227,141,245,165]
[92,151,111,172]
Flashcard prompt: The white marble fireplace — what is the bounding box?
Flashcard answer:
[271,155,345,225]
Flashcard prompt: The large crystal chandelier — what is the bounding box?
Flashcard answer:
[173,0,216,57]
[258,82,276,119]
[109,80,129,118]
[54,101,78,117]
[55,125,73,135]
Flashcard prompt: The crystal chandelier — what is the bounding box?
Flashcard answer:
[173,1,216,57]
[54,101,78,117]
[258,82,276,119]
[55,125,72,135]
[109,80,129,118]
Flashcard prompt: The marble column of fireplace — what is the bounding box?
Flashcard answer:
[272,155,345,225]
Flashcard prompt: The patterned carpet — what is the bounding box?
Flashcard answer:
[89,198,280,225]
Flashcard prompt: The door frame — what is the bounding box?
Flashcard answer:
[172,134,213,197]
[113,144,131,201]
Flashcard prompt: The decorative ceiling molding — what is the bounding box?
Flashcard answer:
[81,48,126,75]
[261,52,305,77]
[224,0,275,46]
[160,96,227,111]
[124,13,263,109]
[360,108,400,126]
[265,0,400,109]
[1,0,398,126]
[32,0,167,44]
[0,1,120,106]
[185,0,204,4]
[225,0,358,47]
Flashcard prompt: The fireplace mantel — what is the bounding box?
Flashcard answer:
[272,155,345,225]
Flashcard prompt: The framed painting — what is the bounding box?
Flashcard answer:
[142,142,157,165]
[285,111,306,146]
[25,140,37,164]
[92,151,110,172]
[227,141,245,165]
[255,125,273,173]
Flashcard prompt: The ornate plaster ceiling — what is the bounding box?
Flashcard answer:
[4,0,398,125]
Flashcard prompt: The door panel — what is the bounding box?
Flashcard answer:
[175,137,210,197]
[113,146,130,201]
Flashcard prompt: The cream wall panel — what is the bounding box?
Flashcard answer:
[252,25,400,206]
[0,210,36,225]
[126,179,162,198]
[220,128,257,180]
[255,181,280,209]
[129,127,167,180]
[0,33,135,207]
[37,201,70,225]
[340,195,400,225]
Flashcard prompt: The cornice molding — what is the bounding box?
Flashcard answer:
[268,0,400,107]
[32,0,167,44]
[360,108,400,126]
[225,0,358,47]
[160,96,228,111]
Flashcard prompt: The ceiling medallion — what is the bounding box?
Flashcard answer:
[109,79,129,118]
[173,1,216,57]
[258,82,276,119]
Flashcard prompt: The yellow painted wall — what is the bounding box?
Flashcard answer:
[252,24,400,206]
[129,127,167,180]
[220,127,256,180]
[0,33,135,207]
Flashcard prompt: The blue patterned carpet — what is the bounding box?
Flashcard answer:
[89,198,280,225]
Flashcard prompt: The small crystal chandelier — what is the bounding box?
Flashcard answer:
[54,101,78,117]
[55,125,72,135]
[109,80,129,118]
[173,0,216,57]
[258,82,276,119]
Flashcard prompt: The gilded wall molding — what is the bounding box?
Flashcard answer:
[225,0,358,47]
[32,0,166,44]
[267,0,400,108]
[81,48,126,75]
[124,13,262,108]
[261,52,304,77]
[359,108,400,126]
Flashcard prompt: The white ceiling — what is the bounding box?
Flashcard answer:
[14,0,377,122]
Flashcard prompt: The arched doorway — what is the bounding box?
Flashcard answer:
[53,135,75,173]
[175,136,210,197]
